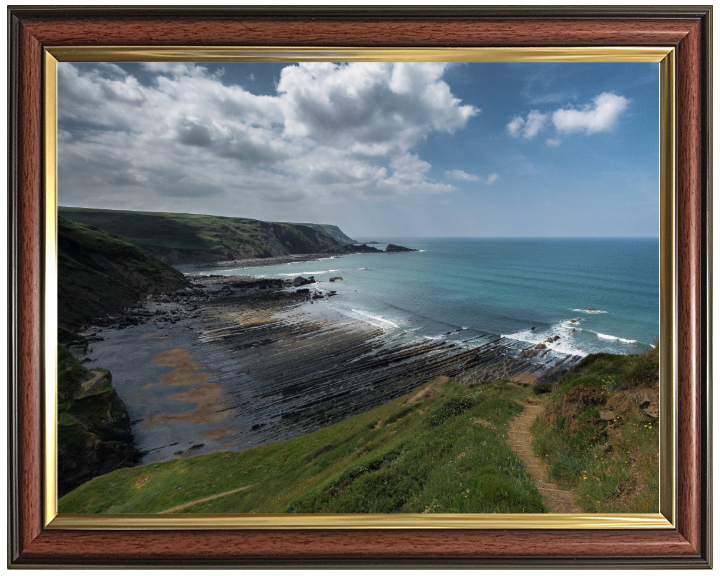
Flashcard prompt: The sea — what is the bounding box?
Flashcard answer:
[208,238,659,359]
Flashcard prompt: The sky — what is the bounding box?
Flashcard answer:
[57,61,659,238]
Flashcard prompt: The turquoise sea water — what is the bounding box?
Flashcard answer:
[212,238,659,358]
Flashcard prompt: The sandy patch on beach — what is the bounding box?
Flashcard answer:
[143,348,214,388]
[142,348,233,428]
[144,381,230,427]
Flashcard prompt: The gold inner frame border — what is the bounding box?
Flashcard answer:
[44,46,676,530]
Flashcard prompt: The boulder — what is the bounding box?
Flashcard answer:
[329,277,343,282]
[292,276,316,287]
[534,343,546,350]
[643,406,659,420]
[599,410,617,421]
[637,393,652,409]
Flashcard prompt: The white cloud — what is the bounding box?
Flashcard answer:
[445,170,498,185]
[545,138,561,148]
[57,62,479,213]
[506,110,548,140]
[507,116,525,137]
[445,169,480,182]
[552,92,630,135]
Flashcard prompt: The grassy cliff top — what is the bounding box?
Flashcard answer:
[59,206,349,253]
[59,376,545,514]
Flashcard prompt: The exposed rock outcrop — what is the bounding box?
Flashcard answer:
[57,343,138,496]
[385,244,418,253]
[293,276,316,287]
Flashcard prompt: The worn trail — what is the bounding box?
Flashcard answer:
[160,484,254,513]
[507,400,583,514]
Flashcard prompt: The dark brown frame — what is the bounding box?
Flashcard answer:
[8,6,712,568]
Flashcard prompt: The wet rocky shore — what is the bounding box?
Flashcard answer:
[72,271,580,466]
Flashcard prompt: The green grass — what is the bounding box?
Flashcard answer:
[59,378,545,514]
[531,348,659,513]
[59,206,347,255]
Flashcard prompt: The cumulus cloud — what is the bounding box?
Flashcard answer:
[508,92,630,147]
[507,110,548,139]
[552,92,630,135]
[57,62,478,214]
[445,169,498,185]
[445,169,480,182]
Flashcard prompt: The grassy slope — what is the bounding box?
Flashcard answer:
[59,378,545,514]
[531,348,659,513]
[59,217,188,327]
[59,206,346,256]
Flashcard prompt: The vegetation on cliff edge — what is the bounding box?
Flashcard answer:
[531,347,659,513]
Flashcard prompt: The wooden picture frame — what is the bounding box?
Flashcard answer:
[8,6,711,567]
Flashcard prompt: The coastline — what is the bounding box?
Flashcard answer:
[75,269,579,467]
[176,248,373,274]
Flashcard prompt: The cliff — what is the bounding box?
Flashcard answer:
[293,223,358,245]
[57,343,139,496]
[59,207,351,265]
[59,217,189,329]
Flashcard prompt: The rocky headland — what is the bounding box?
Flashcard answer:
[385,243,419,252]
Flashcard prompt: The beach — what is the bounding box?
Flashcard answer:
[77,267,572,465]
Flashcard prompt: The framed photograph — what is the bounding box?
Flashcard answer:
[8,6,711,568]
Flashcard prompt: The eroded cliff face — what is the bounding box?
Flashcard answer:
[57,343,139,496]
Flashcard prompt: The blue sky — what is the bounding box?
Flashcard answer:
[58,61,659,237]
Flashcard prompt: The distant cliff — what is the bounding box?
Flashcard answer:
[293,223,358,245]
[59,207,352,265]
[59,217,189,328]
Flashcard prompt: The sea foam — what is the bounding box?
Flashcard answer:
[596,332,637,344]
[346,308,400,330]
